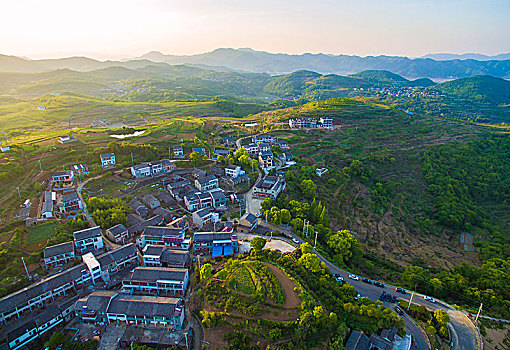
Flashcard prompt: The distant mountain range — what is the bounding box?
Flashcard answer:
[421,53,510,61]
[2,48,510,81]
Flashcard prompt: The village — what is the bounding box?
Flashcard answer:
[0,130,300,350]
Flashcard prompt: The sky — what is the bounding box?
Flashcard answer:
[0,0,509,60]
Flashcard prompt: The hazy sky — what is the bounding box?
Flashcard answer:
[1,0,509,59]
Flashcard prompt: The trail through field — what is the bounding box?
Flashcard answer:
[262,262,300,309]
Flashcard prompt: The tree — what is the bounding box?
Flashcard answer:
[190,151,203,166]
[280,208,291,224]
[402,266,430,290]
[426,326,436,335]
[301,242,313,254]
[327,230,360,265]
[251,237,266,251]
[217,155,224,163]
[200,263,213,281]
[47,332,67,349]
[434,309,450,325]
[301,179,317,199]
[299,253,323,273]
[234,147,249,160]
[260,198,273,211]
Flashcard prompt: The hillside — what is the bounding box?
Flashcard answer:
[431,75,510,105]
[259,98,509,270]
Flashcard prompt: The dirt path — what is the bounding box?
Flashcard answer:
[262,262,300,309]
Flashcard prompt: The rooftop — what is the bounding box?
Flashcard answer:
[74,226,101,241]
[44,241,74,259]
[130,266,188,282]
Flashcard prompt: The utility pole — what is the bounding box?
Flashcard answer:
[197,254,201,271]
[314,231,318,249]
[408,290,415,311]
[131,152,134,164]
[21,257,30,279]
[38,160,43,172]
[475,303,483,322]
[302,219,307,237]
[17,186,21,200]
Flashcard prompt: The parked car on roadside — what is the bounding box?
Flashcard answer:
[424,296,436,303]
[349,274,359,281]
[374,281,384,288]
[395,287,406,294]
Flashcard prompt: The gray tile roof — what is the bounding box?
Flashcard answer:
[196,175,217,185]
[41,200,53,213]
[143,245,165,256]
[73,227,101,241]
[44,241,74,259]
[160,250,190,267]
[193,232,232,243]
[144,226,182,237]
[107,224,127,236]
[96,244,136,268]
[0,263,88,312]
[130,267,187,282]
[74,291,116,314]
[62,192,79,203]
[107,294,181,318]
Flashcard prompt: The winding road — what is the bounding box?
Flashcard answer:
[244,190,482,350]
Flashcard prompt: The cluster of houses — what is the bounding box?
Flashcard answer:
[288,117,333,129]
[240,134,291,172]
[40,169,87,220]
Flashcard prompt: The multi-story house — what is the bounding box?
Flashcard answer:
[51,171,74,188]
[184,192,200,212]
[319,117,333,128]
[122,267,189,296]
[192,208,219,228]
[258,150,274,169]
[59,192,83,214]
[252,134,275,144]
[73,227,104,254]
[193,232,239,257]
[131,163,152,178]
[173,145,183,157]
[142,245,190,268]
[225,165,244,178]
[136,226,190,250]
[253,175,286,199]
[100,153,116,167]
[238,213,258,233]
[105,224,129,244]
[244,143,259,156]
[74,292,185,329]
[194,175,219,192]
[43,241,75,268]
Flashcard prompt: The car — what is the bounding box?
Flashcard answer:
[336,276,344,283]
[348,274,359,281]
[256,213,262,218]
[395,287,406,294]
[361,277,372,284]
[374,281,384,288]
[354,293,361,300]
[424,296,436,303]
[292,238,300,244]
[333,273,340,277]
[394,306,404,315]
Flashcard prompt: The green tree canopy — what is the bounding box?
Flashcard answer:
[251,237,267,251]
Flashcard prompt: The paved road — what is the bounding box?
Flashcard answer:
[259,221,481,350]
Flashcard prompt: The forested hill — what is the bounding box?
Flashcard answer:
[430,75,510,105]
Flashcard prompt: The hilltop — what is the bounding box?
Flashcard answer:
[430,75,510,105]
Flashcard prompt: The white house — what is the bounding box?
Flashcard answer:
[43,241,75,268]
[41,200,53,219]
[225,165,243,178]
[73,227,104,254]
[192,208,220,228]
[100,153,116,167]
[195,175,219,192]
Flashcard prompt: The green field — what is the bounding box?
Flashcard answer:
[27,222,57,245]
[228,266,255,294]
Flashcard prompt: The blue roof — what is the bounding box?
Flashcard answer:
[224,246,233,256]
[212,246,223,258]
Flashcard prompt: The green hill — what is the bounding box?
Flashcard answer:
[263,70,321,97]
[431,75,510,105]
[351,70,435,87]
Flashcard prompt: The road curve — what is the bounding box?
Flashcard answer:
[256,220,480,350]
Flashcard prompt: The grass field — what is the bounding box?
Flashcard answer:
[228,266,255,294]
[27,222,57,245]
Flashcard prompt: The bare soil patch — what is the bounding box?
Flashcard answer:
[484,325,510,350]
[25,240,47,253]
